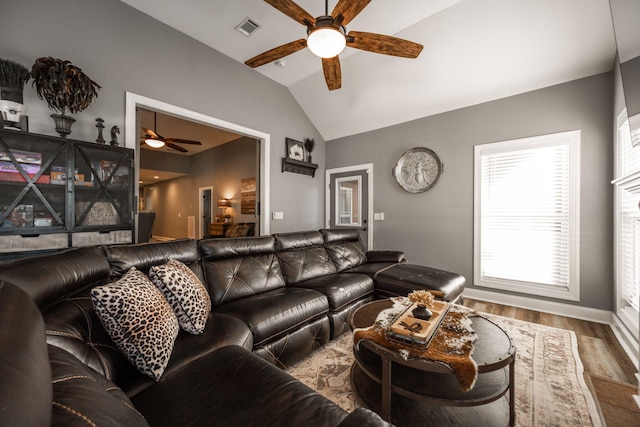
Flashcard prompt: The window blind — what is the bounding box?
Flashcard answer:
[480,144,570,287]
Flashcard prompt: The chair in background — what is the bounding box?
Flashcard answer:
[137,211,156,243]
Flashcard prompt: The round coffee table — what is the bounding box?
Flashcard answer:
[350,299,516,426]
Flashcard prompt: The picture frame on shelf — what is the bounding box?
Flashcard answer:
[285,138,304,161]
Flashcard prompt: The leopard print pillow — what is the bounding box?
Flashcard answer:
[91,267,179,381]
[149,259,211,335]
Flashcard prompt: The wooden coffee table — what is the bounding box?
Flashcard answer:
[350,299,516,426]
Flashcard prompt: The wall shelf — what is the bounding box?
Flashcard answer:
[281,157,318,177]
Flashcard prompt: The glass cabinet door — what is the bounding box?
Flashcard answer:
[73,142,133,230]
[0,131,67,233]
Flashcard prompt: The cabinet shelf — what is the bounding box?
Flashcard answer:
[0,129,134,256]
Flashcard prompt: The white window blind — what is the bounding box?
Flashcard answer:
[614,112,640,334]
[618,188,640,314]
[474,131,580,300]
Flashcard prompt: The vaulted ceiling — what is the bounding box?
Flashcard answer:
[121,0,617,141]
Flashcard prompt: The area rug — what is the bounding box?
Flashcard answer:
[285,313,604,427]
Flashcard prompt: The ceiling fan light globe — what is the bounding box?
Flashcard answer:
[307,27,346,58]
[145,138,165,148]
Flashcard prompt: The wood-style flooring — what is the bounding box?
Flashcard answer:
[463,298,640,427]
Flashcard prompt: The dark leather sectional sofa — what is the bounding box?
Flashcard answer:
[0,228,464,426]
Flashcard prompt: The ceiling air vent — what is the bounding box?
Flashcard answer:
[235,17,260,37]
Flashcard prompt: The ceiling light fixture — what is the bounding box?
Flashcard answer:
[145,138,165,148]
[307,17,346,58]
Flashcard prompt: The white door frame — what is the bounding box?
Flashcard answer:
[198,186,214,240]
[325,163,374,249]
[125,92,270,236]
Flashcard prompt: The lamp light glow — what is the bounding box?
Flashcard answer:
[145,138,165,148]
[307,27,346,58]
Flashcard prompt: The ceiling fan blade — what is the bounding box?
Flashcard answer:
[165,142,188,153]
[245,39,307,68]
[322,56,342,91]
[347,31,423,58]
[264,0,315,26]
[164,138,202,145]
[141,127,160,139]
[331,0,371,26]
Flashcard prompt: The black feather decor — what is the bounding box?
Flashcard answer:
[0,58,31,103]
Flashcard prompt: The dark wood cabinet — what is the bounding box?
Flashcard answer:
[0,129,134,256]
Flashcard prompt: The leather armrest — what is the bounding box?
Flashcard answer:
[0,281,52,426]
[366,250,406,263]
[337,409,392,426]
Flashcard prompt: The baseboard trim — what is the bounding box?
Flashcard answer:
[463,288,612,324]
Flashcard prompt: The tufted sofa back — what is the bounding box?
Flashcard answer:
[320,228,368,272]
[198,236,286,306]
[103,238,202,281]
[0,246,111,310]
[274,230,337,284]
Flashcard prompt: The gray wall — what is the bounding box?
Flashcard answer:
[144,137,258,239]
[0,0,325,234]
[327,73,614,310]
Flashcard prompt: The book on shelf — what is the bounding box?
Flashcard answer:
[0,161,42,175]
[0,149,42,165]
[0,171,50,184]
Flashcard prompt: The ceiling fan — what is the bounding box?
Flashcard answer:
[245,0,424,90]
[141,112,202,153]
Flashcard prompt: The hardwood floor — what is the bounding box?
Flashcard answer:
[463,298,640,426]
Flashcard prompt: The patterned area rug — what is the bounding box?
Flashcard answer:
[285,313,604,427]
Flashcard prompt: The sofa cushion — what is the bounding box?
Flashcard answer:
[225,222,255,237]
[293,273,374,311]
[91,268,179,381]
[49,345,149,427]
[149,259,211,334]
[125,312,253,397]
[131,345,348,427]
[274,231,337,284]
[199,236,286,305]
[372,263,466,302]
[215,287,329,347]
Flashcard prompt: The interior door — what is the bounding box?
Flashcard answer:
[326,164,373,250]
[202,188,211,237]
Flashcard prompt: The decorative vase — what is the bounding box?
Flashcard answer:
[412,303,433,320]
[50,114,75,138]
[307,154,312,163]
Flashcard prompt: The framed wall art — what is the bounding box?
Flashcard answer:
[285,138,304,161]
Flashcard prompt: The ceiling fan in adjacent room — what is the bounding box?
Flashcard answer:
[245,0,424,90]
[141,112,202,153]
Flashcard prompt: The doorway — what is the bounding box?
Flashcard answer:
[124,93,271,241]
[326,163,373,250]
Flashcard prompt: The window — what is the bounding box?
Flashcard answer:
[335,176,361,226]
[613,111,640,335]
[474,131,580,300]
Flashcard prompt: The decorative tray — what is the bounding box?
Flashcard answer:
[385,301,450,349]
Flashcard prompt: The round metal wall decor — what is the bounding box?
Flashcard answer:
[392,147,443,193]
